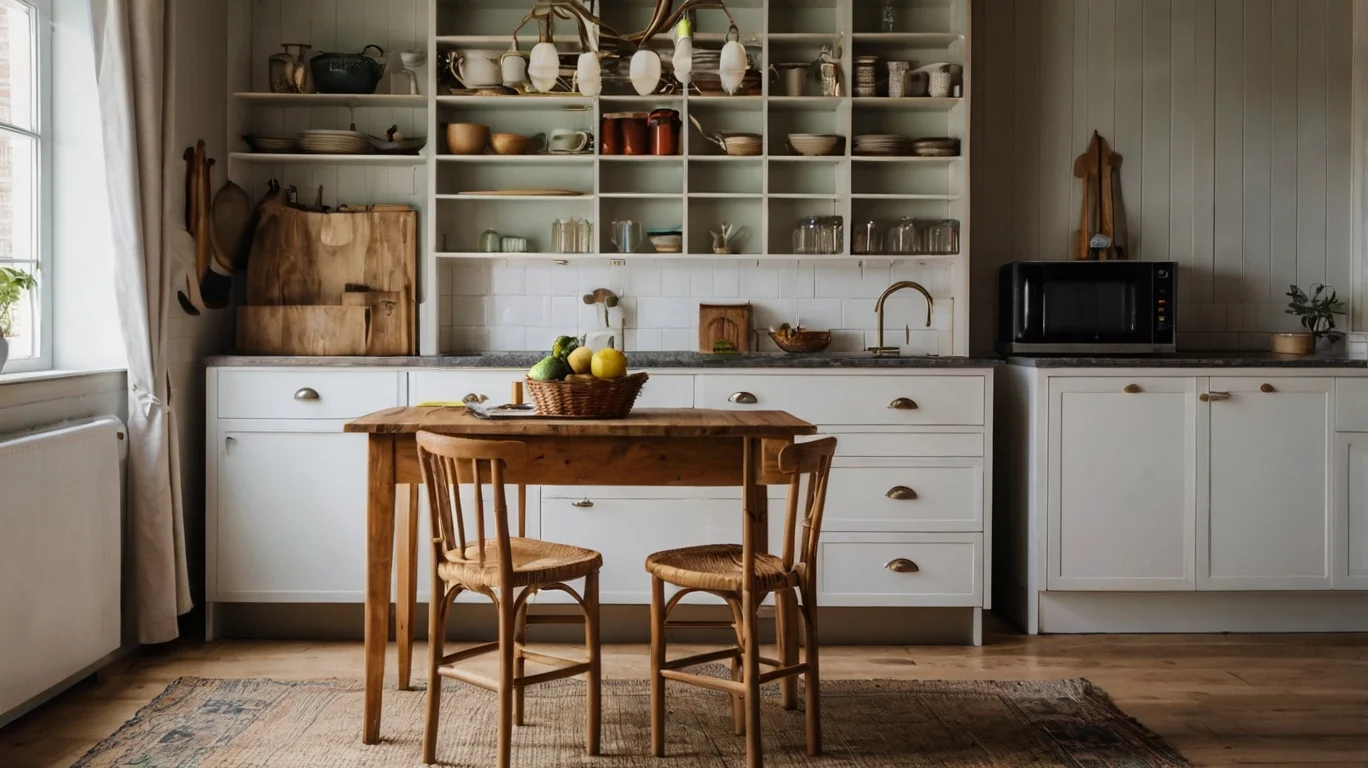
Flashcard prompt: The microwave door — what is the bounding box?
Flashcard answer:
[1035,266,1153,344]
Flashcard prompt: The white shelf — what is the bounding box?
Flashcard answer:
[437,154,594,163]
[686,155,763,162]
[599,192,684,199]
[687,95,764,106]
[436,95,594,109]
[770,155,845,163]
[770,193,842,199]
[437,193,595,201]
[853,97,964,110]
[689,193,763,199]
[599,155,684,162]
[768,32,845,42]
[851,32,964,46]
[768,96,847,107]
[599,94,685,105]
[435,251,911,262]
[229,152,424,166]
[233,92,427,108]
[852,155,962,163]
[851,193,963,201]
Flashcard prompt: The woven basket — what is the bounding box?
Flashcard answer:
[525,372,649,418]
[769,330,832,353]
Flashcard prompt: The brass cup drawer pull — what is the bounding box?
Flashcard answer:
[1260,383,1276,393]
[293,387,320,401]
[1200,391,1232,403]
[884,558,920,574]
[1123,384,1141,394]
[888,397,919,410]
[572,499,594,508]
[886,486,918,500]
[729,392,759,405]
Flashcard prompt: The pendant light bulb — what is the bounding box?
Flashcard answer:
[528,41,560,92]
[673,36,693,85]
[630,48,663,96]
[719,40,747,94]
[576,51,602,97]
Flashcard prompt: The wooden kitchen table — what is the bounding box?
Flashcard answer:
[344,406,818,750]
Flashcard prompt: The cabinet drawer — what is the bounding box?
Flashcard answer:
[824,462,983,532]
[818,534,982,607]
[698,374,984,426]
[413,370,694,408]
[829,432,984,457]
[217,370,402,420]
[1337,379,1368,431]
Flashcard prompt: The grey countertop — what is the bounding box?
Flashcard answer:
[205,352,1004,369]
[1008,352,1368,368]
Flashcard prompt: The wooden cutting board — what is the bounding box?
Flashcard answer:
[236,306,370,356]
[699,303,752,353]
[342,291,408,356]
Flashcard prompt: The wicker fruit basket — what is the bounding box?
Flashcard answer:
[525,372,649,418]
[769,329,832,353]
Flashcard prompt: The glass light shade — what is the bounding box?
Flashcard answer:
[719,40,747,94]
[528,41,559,92]
[630,49,662,96]
[672,36,693,85]
[576,52,602,96]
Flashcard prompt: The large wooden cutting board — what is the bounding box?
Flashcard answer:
[237,306,370,356]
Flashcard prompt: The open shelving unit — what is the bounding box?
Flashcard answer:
[226,0,971,355]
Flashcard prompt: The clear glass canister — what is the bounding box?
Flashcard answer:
[819,215,844,254]
[854,220,884,255]
[889,217,917,254]
[793,216,823,255]
[575,218,593,253]
[929,219,960,255]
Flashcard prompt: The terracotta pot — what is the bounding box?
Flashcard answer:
[1270,332,1315,355]
[445,122,489,155]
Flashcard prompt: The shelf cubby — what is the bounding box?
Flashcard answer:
[436,197,592,255]
[689,157,763,195]
[600,198,685,254]
[687,198,762,256]
[851,159,960,197]
[769,159,843,197]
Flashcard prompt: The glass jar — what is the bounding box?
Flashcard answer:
[889,217,917,254]
[929,219,960,255]
[854,220,884,255]
[479,228,502,253]
[793,216,823,255]
[881,3,896,33]
[819,215,844,254]
[576,218,594,253]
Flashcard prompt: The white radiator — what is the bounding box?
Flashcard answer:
[0,417,124,718]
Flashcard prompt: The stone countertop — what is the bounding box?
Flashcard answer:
[204,352,1005,369]
[1008,352,1368,368]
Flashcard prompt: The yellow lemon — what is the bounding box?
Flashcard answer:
[567,345,594,375]
[591,346,627,379]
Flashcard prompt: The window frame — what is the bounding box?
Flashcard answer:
[0,0,53,373]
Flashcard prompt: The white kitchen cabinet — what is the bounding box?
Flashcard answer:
[211,422,369,601]
[1202,378,1333,590]
[1046,377,1198,590]
[1336,434,1368,589]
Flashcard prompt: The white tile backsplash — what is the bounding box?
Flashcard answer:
[439,259,958,355]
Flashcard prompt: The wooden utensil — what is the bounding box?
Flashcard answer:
[1072,130,1123,260]
[210,181,253,271]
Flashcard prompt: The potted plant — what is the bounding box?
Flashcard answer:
[1276,283,1346,356]
[0,266,38,372]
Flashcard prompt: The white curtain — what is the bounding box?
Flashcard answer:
[91,0,190,644]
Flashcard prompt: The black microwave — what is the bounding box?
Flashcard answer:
[997,261,1177,354]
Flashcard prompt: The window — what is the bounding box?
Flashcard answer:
[0,0,49,372]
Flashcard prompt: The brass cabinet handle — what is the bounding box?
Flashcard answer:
[886,486,918,500]
[884,558,920,573]
[1260,383,1276,393]
[572,499,594,508]
[462,393,488,404]
[729,392,758,405]
[1200,391,1232,403]
[888,397,919,410]
[294,387,320,401]
[1123,384,1141,394]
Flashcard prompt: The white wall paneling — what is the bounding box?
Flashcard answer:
[970,0,1354,355]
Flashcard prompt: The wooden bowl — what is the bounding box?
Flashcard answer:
[769,330,832,354]
[446,122,490,155]
[491,132,531,155]
[1271,332,1315,355]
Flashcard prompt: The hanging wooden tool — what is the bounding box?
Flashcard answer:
[1072,130,1124,260]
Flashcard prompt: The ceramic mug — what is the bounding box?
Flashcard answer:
[549,129,592,153]
[452,49,501,87]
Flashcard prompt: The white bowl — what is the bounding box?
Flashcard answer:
[649,234,683,252]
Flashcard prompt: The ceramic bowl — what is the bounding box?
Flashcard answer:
[446,122,490,155]
[490,132,531,155]
[649,234,683,253]
[787,133,843,156]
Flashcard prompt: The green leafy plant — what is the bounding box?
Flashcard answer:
[0,266,38,338]
[1285,283,1346,341]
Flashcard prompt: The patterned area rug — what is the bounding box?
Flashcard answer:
[74,670,1189,767]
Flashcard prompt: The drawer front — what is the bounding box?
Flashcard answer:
[217,370,402,420]
[1337,378,1368,431]
[413,370,694,408]
[827,431,984,458]
[819,534,982,607]
[824,463,983,532]
[698,374,985,426]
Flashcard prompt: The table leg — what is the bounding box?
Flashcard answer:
[396,483,420,690]
[742,437,764,768]
[363,436,397,745]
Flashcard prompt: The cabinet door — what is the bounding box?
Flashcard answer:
[1203,378,1333,590]
[1336,434,1368,589]
[214,427,369,601]
[1047,377,1198,590]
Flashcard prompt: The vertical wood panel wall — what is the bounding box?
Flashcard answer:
[970,0,1354,354]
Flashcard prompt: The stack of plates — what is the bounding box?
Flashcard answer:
[911,137,961,157]
[787,133,844,156]
[244,134,298,153]
[853,134,911,156]
[298,129,373,155]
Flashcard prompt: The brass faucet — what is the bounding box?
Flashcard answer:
[867,281,934,356]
